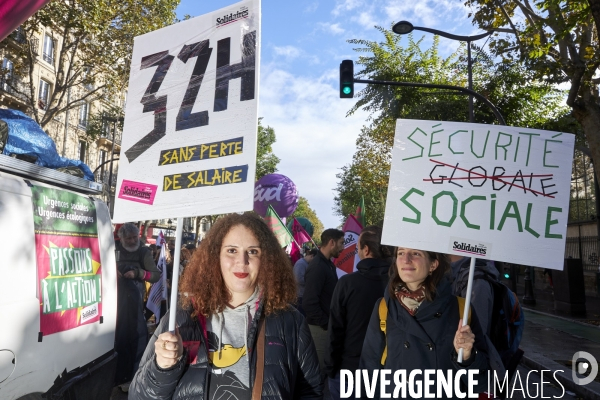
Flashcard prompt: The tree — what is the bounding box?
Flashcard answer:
[465,0,600,180]
[335,26,569,225]
[0,0,178,129]
[290,196,324,244]
[85,105,124,141]
[256,118,281,180]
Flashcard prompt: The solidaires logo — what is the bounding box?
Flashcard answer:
[450,237,492,258]
[216,6,249,27]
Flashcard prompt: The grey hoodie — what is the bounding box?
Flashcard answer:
[205,287,260,398]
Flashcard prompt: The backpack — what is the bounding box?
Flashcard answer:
[481,275,525,375]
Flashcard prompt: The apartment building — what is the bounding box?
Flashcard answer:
[0,25,124,210]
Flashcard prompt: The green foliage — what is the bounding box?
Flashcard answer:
[290,196,324,244]
[85,105,124,141]
[335,25,569,225]
[0,0,179,129]
[256,118,281,180]
[465,0,600,182]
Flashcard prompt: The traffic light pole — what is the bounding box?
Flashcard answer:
[353,78,506,126]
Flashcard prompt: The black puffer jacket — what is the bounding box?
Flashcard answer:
[325,257,390,375]
[129,303,323,400]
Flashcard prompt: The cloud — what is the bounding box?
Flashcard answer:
[272,45,302,60]
[304,1,319,13]
[355,11,378,29]
[332,0,364,17]
[317,22,345,35]
[259,66,369,227]
[384,0,469,27]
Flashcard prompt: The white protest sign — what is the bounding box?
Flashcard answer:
[113,0,260,223]
[381,119,575,270]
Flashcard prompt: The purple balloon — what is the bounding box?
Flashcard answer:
[254,174,299,217]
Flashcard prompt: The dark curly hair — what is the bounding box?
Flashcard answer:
[180,213,296,317]
[388,248,450,302]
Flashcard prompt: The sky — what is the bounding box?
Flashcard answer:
[175,0,482,228]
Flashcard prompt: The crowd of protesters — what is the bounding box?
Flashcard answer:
[114,217,503,400]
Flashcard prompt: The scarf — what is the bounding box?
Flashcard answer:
[395,285,426,316]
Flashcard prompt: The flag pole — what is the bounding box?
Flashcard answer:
[168,217,184,332]
[457,256,476,363]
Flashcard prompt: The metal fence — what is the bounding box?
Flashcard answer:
[565,236,600,272]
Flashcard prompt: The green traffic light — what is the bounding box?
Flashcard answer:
[343,86,352,95]
[504,273,510,279]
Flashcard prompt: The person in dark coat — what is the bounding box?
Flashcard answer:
[129,213,322,400]
[325,226,393,399]
[302,228,345,373]
[114,223,160,391]
[360,247,489,399]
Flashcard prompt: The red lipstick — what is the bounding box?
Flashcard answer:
[234,272,249,278]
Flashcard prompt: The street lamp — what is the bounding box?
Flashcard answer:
[392,21,492,123]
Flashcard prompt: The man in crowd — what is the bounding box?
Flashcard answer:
[293,247,318,316]
[115,223,160,392]
[303,228,345,372]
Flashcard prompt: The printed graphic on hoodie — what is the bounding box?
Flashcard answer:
[206,288,259,400]
[207,331,250,400]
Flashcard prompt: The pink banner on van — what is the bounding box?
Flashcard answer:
[118,180,158,205]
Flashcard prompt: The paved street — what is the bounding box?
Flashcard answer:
[519,308,600,400]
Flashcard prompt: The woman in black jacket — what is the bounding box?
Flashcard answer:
[129,213,322,400]
[359,247,489,400]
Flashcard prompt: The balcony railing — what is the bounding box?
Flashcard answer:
[100,130,122,146]
[10,27,27,44]
[0,78,29,102]
[29,38,39,57]
[42,51,54,65]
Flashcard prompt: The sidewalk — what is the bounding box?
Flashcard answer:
[515,281,600,325]
[520,308,600,400]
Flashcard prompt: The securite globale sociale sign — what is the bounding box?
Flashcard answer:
[381,119,574,270]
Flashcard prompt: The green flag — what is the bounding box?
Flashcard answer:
[265,205,293,247]
[355,195,365,228]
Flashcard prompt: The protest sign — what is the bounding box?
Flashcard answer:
[381,119,574,270]
[113,0,261,222]
[335,215,363,276]
[31,185,102,335]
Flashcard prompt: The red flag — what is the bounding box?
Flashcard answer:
[334,215,363,275]
[290,242,302,264]
[290,219,311,264]
[291,218,312,245]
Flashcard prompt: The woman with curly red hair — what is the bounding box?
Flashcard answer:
[130,213,322,399]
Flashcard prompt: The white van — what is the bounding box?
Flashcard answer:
[0,154,118,400]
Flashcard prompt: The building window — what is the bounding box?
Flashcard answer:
[1,58,14,91]
[38,79,50,110]
[43,34,54,64]
[78,140,87,162]
[78,102,88,127]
